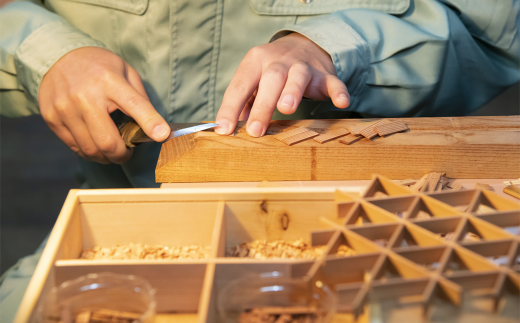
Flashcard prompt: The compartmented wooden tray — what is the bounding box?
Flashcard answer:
[15,177,520,323]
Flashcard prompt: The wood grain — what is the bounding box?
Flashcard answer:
[156,117,520,183]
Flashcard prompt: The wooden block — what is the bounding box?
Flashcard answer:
[475,183,494,191]
[275,127,319,146]
[359,119,390,139]
[375,121,409,137]
[313,128,350,144]
[339,134,363,145]
[155,117,520,182]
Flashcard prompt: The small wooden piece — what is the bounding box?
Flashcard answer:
[504,185,520,200]
[475,183,494,191]
[450,183,464,191]
[359,119,390,139]
[421,172,444,193]
[274,127,319,146]
[313,128,349,144]
[339,134,363,145]
[374,121,409,137]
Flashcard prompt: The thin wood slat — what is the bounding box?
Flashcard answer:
[475,183,494,191]
[313,128,350,144]
[274,127,319,146]
[339,134,363,145]
[375,121,409,137]
[421,172,444,193]
[274,127,309,141]
[504,185,520,200]
[359,119,390,139]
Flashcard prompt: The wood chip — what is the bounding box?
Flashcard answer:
[503,181,513,186]
[339,134,363,145]
[476,204,496,214]
[359,119,390,139]
[475,183,494,191]
[374,121,409,137]
[463,232,481,242]
[410,175,428,192]
[313,128,349,144]
[80,243,211,260]
[373,191,388,198]
[416,210,431,219]
[227,239,337,259]
[274,127,319,145]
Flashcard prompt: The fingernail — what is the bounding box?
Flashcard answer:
[339,93,350,107]
[247,120,264,137]
[215,119,230,135]
[280,94,294,108]
[153,124,169,140]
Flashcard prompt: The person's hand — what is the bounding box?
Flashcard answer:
[38,47,169,164]
[215,33,350,137]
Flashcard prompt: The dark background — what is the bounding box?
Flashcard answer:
[1,84,519,274]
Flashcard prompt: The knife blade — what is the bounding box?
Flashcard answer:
[119,121,219,147]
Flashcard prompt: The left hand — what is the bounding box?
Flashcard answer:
[215,33,350,137]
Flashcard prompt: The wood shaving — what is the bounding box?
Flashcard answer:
[339,134,363,145]
[336,244,357,257]
[374,121,409,137]
[313,128,349,144]
[475,183,494,191]
[227,239,349,259]
[80,243,211,260]
[275,127,319,146]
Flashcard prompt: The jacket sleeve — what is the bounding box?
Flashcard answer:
[273,0,519,117]
[0,1,106,117]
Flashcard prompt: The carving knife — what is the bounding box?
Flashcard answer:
[119,121,219,148]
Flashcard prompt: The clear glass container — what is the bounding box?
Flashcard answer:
[38,272,156,323]
[217,271,337,323]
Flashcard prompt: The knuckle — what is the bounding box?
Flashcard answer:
[292,61,312,75]
[265,63,287,80]
[82,146,100,159]
[246,46,264,60]
[229,79,248,93]
[96,135,119,155]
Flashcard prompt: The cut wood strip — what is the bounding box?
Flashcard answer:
[314,128,350,144]
[359,119,390,139]
[503,185,520,200]
[475,183,494,191]
[450,183,464,191]
[274,127,310,141]
[339,134,363,145]
[421,173,444,193]
[347,120,380,136]
[279,130,319,146]
[374,121,409,137]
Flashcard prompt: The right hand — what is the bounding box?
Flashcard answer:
[38,47,169,164]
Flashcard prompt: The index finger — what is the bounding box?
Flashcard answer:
[215,58,261,135]
[108,76,170,142]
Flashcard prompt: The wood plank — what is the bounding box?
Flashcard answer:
[155,117,520,183]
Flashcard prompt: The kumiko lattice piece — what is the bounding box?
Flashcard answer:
[339,134,363,145]
[421,172,444,192]
[18,175,520,322]
[274,127,319,145]
[374,121,409,137]
[313,128,350,144]
[274,127,310,141]
[359,119,390,139]
[347,120,381,135]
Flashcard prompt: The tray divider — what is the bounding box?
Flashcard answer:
[197,262,216,323]
[211,201,226,258]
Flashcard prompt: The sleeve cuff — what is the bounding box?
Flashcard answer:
[271,15,370,108]
[14,20,106,101]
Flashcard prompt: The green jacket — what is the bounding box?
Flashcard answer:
[1,0,518,188]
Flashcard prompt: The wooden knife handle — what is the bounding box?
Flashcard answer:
[119,121,142,148]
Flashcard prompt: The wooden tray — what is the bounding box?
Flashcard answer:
[15,177,520,323]
[155,116,520,183]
